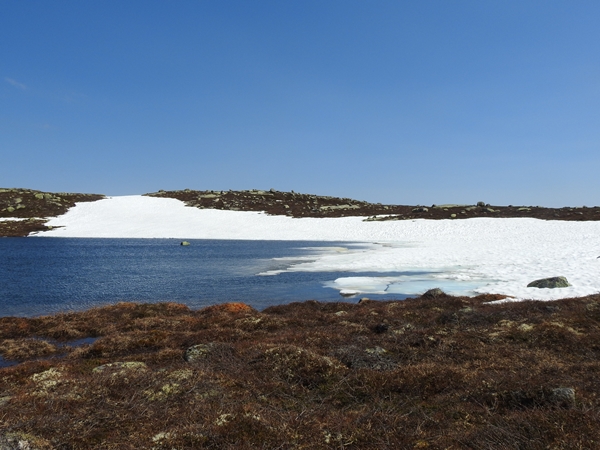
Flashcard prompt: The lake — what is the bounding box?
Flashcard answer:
[0,238,416,317]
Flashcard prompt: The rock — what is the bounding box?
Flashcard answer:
[184,343,213,362]
[184,342,233,363]
[477,201,486,207]
[263,345,346,386]
[412,207,428,213]
[372,323,389,333]
[6,207,14,213]
[550,387,575,406]
[333,345,397,371]
[0,432,52,450]
[518,323,534,332]
[527,276,571,289]
[92,361,148,374]
[422,288,445,298]
[450,214,457,218]
[180,241,190,246]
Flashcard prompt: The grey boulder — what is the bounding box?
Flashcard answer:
[527,276,571,289]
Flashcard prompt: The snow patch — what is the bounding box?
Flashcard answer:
[35,195,600,301]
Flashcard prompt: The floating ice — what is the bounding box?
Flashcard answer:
[34,195,600,301]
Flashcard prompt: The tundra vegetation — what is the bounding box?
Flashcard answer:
[1,293,600,449]
[0,189,104,237]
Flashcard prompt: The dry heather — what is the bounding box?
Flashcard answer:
[146,188,600,221]
[2,294,600,449]
[0,188,104,237]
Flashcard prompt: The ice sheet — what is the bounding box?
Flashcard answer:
[34,195,600,301]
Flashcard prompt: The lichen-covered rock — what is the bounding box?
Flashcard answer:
[333,345,397,371]
[144,369,193,401]
[92,361,148,374]
[30,368,65,397]
[184,343,234,363]
[527,276,571,289]
[262,345,346,386]
[550,387,576,406]
[0,432,52,450]
[422,288,445,298]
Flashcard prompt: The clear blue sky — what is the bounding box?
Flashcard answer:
[2,1,599,206]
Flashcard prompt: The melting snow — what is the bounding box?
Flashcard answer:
[34,195,600,301]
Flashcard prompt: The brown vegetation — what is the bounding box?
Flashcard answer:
[148,188,600,221]
[2,294,600,448]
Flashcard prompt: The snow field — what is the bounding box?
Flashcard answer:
[35,195,600,301]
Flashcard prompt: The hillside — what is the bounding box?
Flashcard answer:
[2,187,599,237]
[147,188,600,220]
[0,189,105,237]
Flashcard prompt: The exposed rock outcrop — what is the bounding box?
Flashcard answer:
[527,277,571,289]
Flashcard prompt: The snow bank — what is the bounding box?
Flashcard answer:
[35,195,600,301]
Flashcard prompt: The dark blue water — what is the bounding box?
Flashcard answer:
[0,238,411,317]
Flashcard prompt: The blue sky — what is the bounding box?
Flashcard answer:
[1,1,599,206]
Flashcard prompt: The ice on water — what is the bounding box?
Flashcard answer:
[36,195,600,301]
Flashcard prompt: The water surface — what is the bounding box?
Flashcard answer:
[1,238,417,317]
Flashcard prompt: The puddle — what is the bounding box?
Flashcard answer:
[0,355,18,369]
[0,336,98,369]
